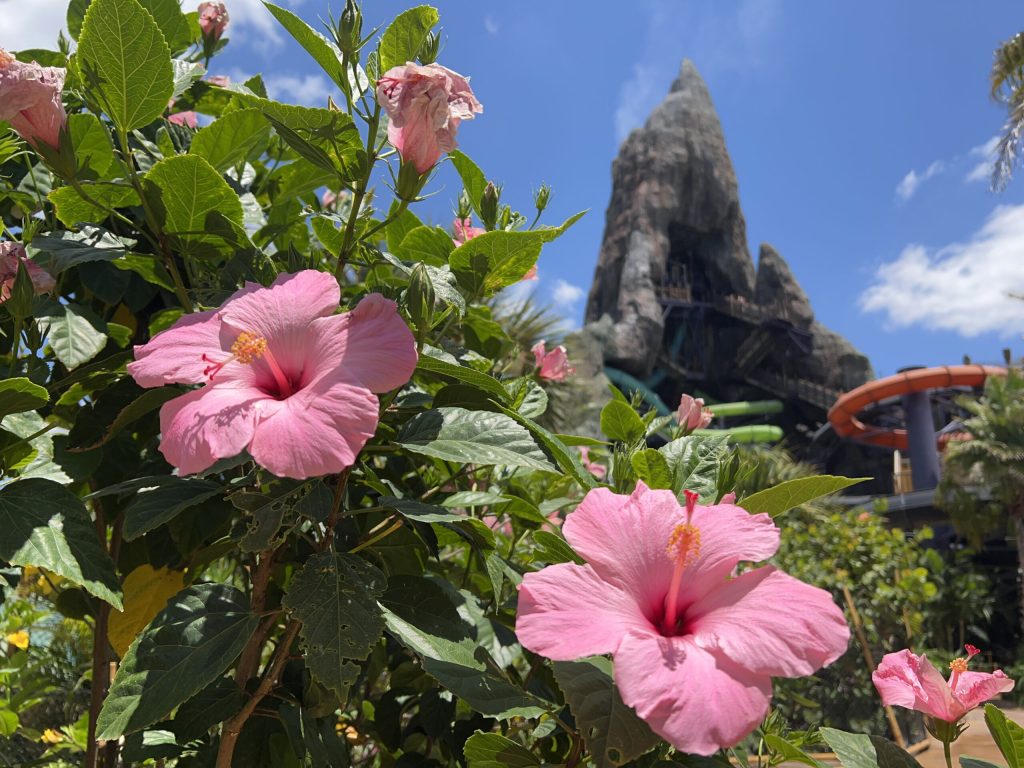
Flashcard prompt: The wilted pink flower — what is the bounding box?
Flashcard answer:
[128,271,418,479]
[452,217,484,247]
[873,646,1014,727]
[376,62,483,173]
[167,110,198,128]
[516,482,850,755]
[579,447,606,480]
[522,264,538,281]
[677,393,713,431]
[531,340,573,382]
[198,2,230,42]
[0,241,55,303]
[0,49,66,150]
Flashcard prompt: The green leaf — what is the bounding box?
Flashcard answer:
[397,407,555,472]
[631,449,672,490]
[395,225,454,266]
[386,204,424,253]
[72,387,181,451]
[533,530,584,565]
[448,212,583,296]
[123,478,223,540]
[870,737,924,768]
[68,113,117,178]
[263,3,347,91]
[0,378,48,422]
[171,677,243,742]
[30,227,131,274]
[113,253,175,291]
[600,400,645,443]
[416,352,509,403]
[142,155,244,258]
[283,552,386,701]
[961,759,1007,768]
[464,732,540,768]
[449,150,487,219]
[232,480,327,552]
[380,576,546,718]
[37,302,108,369]
[142,0,193,55]
[67,0,92,39]
[96,584,258,739]
[170,59,205,101]
[189,108,269,171]
[494,405,598,491]
[986,704,1024,768]
[0,708,18,737]
[77,0,175,133]
[659,434,731,499]
[763,734,827,768]
[818,728,879,768]
[48,183,140,227]
[378,5,439,71]
[0,479,122,609]
[553,657,659,768]
[741,475,870,518]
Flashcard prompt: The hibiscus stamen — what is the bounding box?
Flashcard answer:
[200,332,294,397]
[662,521,701,634]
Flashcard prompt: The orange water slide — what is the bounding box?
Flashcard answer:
[827,365,1006,450]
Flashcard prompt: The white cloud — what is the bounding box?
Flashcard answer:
[965,135,1000,184]
[552,279,585,306]
[895,160,944,202]
[484,15,499,35]
[0,0,67,50]
[263,73,333,106]
[860,203,1024,336]
[615,62,659,143]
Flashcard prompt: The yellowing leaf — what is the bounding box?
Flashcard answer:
[108,566,186,657]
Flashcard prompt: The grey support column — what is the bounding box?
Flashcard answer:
[902,389,941,490]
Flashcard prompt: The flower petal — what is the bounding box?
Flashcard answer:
[873,650,964,722]
[158,384,266,475]
[955,670,1015,710]
[688,565,850,677]
[219,270,340,342]
[516,563,648,660]
[247,379,379,479]
[128,282,260,387]
[306,294,418,392]
[562,483,681,619]
[614,630,772,756]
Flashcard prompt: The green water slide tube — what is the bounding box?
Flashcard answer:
[693,425,784,443]
[706,400,783,417]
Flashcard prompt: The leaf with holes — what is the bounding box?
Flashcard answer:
[283,553,387,701]
[553,657,659,767]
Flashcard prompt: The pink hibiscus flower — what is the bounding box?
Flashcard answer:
[376,62,483,173]
[516,482,850,755]
[128,271,417,479]
[531,340,574,382]
[198,1,230,43]
[0,49,67,150]
[0,241,55,303]
[677,393,712,432]
[452,217,484,247]
[167,110,198,128]
[873,646,1014,726]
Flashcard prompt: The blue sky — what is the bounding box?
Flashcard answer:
[5,0,1024,378]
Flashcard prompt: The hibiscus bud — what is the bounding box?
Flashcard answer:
[533,183,551,215]
[198,2,230,45]
[336,0,363,56]
[5,260,36,319]
[0,49,68,151]
[455,190,472,220]
[677,393,713,434]
[0,242,55,316]
[407,262,435,338]
[395,157,429,202]
[418,30,441,65]
[480,181,500,230]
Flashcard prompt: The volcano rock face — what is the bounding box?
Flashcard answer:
[584,60,872,400]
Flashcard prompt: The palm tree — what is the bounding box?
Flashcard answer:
[990,32,1024,190]
[937,369,1024,632]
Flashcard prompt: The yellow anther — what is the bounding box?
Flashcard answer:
[231,332,267,364]
[949,658,968,674]
[666,522,701,570]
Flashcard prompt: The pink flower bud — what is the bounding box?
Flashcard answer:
[198,2,230,43]
[531,340,574,382]
[0,242,55,303]
[677,394,713,432]
[452,217,485,247]
[167,110,198,128]
[720,492,737,504]
[376,62,483,174]
[0,49,67,150]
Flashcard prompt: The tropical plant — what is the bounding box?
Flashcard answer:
[990,31,1024,188]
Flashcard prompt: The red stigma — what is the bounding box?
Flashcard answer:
[683,489,699,518]
[965,644,981,658]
